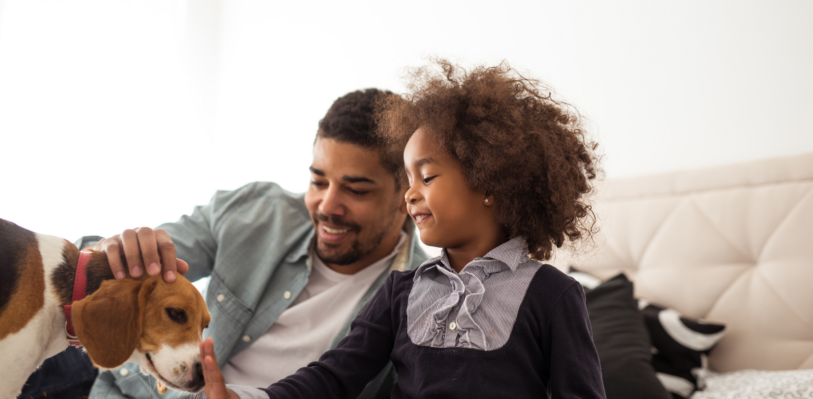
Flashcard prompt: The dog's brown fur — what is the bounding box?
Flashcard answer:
[0,220,45,340]
[0,218,210,398]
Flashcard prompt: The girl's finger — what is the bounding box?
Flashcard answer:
[201,338,230,399]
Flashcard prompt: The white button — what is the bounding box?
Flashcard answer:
[449,321,457,330]
[119,368,129,376]
[217,294,225,303]
[243,335,251,342]
[283,291,292,300]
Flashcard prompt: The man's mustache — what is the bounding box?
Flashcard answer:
[314,212,360,231]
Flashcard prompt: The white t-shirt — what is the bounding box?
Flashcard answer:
[221,232,406,387]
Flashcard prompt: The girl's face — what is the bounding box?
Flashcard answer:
[403,127,498,251]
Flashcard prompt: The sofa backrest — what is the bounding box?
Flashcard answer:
[554,152,813,372]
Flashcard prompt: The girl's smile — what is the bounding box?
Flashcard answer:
[410,213,432,224]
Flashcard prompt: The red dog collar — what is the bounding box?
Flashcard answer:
[64,251,91,347]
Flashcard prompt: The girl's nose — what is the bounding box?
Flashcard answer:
[405,187,420,204]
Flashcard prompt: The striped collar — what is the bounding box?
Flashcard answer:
[416,236,529,279]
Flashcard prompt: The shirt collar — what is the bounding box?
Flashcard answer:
[286,228,315,264]
[479,236,529,272]
[414,236,529,279]
[390,218,419,273]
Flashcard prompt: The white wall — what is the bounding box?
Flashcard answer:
[0,0,811,246]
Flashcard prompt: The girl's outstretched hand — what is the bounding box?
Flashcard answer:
[200,337,239,399]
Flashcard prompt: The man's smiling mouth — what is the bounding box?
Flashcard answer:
[322,226,349,234]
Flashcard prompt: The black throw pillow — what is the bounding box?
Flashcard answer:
[583,274,671,399]
[639,301,726,399]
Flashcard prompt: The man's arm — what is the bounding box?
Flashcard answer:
[87,186,238,283]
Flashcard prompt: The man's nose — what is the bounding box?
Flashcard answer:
[319,186,346,216]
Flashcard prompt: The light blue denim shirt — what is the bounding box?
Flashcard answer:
[90,182,427,399]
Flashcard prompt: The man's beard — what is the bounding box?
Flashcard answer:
[313,211,398,266]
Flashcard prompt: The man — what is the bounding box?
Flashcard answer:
[21,89,426,399]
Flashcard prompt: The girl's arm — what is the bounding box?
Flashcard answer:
[261,272,399,399]
[547,283,607,398]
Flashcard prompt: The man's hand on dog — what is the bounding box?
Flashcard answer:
[93,227,189,283]
[201,337,239,399]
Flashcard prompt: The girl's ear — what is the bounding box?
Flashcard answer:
[72,277,158,369]
[484,193,495,206]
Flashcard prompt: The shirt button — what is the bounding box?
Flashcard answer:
[217,294,225,303]
[449,321,457,330]
[242,335,251,342]
[283,291,292,300]
[119,368,129,376]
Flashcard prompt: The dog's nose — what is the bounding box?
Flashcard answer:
[195,361,204,382]
[184,361,206,392]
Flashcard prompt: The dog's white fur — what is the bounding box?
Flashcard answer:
[132,343,203,391]
[0,234,70,399]
[0,232,205,399]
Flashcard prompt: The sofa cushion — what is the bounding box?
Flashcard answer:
[553,152,813,372]
[582,273,671,399]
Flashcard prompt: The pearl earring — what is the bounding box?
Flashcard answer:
[484,198,490,203]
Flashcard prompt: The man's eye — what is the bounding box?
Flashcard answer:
[165,308,188,324]
[310,180,327,188]
[348,188,370,196]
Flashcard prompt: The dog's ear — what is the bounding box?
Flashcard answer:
[72,277,158,368]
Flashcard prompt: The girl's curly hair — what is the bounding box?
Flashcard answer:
[376,59,600,261]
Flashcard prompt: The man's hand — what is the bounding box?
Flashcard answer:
[200,337,239,399]
[93,227,189,282]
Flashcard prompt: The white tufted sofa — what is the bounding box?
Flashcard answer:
[553,152,813,373]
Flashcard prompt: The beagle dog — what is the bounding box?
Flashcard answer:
[0,219,211,399]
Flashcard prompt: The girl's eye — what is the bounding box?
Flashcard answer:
[422,176,437,184]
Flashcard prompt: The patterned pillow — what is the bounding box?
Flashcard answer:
[690,369,813,399]
[578,273,671,399]
[567,268,727,399]
[638,300,726,399]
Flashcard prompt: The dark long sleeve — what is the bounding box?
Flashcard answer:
[546,282,606,398]
[262,273,397,399]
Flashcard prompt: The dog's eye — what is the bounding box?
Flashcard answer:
[165,308,188,324]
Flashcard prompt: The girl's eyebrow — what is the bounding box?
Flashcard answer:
[415,157,436,167]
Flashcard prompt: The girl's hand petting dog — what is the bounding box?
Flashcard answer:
[200,338,239,399]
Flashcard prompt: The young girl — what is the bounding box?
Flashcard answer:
[200,60,605,398]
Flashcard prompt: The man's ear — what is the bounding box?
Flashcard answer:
[72,277,158,368]
[397,184,409,215]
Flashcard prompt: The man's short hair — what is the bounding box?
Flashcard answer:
[317,88,405,188]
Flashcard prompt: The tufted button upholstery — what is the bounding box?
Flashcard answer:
[553,153,813,372]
